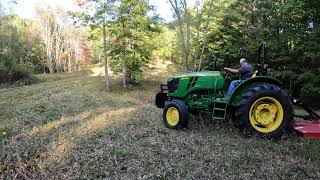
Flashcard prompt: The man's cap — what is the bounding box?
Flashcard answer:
[240,58,246,64]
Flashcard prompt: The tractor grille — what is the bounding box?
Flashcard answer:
[167,78,179,93]
[186,77,199,90]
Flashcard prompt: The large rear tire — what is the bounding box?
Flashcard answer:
[163,100,189,129]
[235,83,293,139]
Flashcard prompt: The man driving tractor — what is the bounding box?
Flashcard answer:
[224,58,254,100]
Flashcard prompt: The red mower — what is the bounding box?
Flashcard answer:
[292,99,320,139]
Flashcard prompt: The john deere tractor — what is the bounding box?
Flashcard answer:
[155,42,294,139]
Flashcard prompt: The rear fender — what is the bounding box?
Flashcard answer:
[229,76,283,106]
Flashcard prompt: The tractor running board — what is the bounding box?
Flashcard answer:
[293,120,320,139]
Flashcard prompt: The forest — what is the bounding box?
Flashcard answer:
[1,0,319,97]
[1,0,320,179]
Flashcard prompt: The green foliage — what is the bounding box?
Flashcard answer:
[109,0,158,82]
[168,0,320,97]
[0,11,41,85]
[1,0,319,94]
[0,63,38,85]
[0,12,45,85]
[150,26,176,60]
[288,73,318,98]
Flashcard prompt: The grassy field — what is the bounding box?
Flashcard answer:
[1,64,320,179]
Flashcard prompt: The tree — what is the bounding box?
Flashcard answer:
[109,0,158,87]
[197,0,320,97]
[169,0,190,71]
[197,0,214,71]
[0,2,44,84]
[193,0,204,69]
[77,0,113,90]
[35,5,55,73]
[36,2,90,74]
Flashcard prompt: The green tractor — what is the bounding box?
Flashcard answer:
[155,42,294,139]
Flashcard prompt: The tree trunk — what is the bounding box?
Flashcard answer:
[68,52,72,73]
[55,25,63,73]
[75,37,81,72]
[102,22,110,90]
[47,49,54,73]
[45,19,54,73]
[122,67,127,88]
[55,27,60,73]
[184,0,191,71]
[194,1,203,70]
[169,0,189,72]
[198,0,214,71]
[63,59,67,72]
[98,50,101,63]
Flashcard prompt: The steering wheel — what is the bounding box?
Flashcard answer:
[223,70,238,80]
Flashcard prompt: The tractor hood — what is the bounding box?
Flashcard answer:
[165,70,225,98]
[168,71,222,81]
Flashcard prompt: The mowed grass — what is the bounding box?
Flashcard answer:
[1,71,320,179]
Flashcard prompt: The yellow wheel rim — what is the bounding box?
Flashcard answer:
[166,107,179,126]
[249,97,284,133]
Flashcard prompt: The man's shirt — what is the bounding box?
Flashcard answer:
[239,63,254,80]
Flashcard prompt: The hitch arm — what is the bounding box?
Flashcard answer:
[292,98,320,121]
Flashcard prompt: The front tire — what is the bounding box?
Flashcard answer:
[235,83,293,139]
[163,100,189,129]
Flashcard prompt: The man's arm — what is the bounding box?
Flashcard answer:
[224,67,239,73]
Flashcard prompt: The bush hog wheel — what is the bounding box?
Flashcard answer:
[235,83,293,139]
[163,100,189,129]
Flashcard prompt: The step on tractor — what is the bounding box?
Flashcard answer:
[155,42,320,139]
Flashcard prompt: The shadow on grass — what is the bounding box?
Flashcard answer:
[37,107,138,170]
[0,105,141,178]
